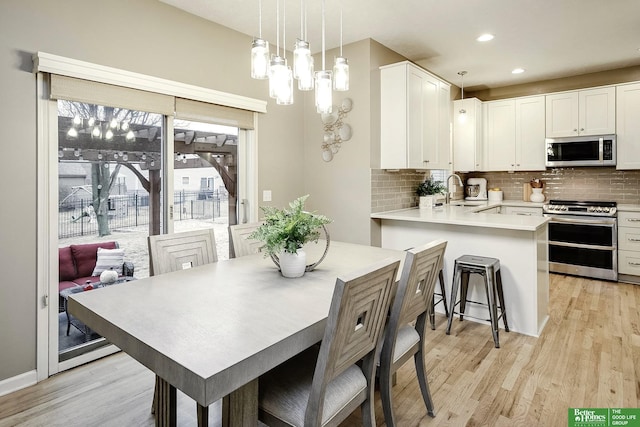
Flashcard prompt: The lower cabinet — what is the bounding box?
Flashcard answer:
[618,210,640,283]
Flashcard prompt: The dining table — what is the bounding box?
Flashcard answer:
[67,240,405,427]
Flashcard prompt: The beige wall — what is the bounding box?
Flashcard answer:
[0,0,303,382]
[302,39,406,245]
[468,65,640,101]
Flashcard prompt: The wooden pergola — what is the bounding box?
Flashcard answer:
[58,116,238,236]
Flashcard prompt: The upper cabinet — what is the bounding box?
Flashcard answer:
[453,98,483,171]
[380,61,451,170]
[484,96,545,171]
[616,82,640,170]
[545,87,615,137]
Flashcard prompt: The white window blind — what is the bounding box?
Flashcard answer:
[50,74,174,116]
[175,98,254,130]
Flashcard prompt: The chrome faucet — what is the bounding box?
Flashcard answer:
[445,174,464,205]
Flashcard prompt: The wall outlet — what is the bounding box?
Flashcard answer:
[262,190,272,202]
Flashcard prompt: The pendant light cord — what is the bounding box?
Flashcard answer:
[321,0,326,70]
[339,5,343,57]
[258,0,262,38]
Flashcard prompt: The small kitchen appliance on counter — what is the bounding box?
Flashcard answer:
[465,178,488,201]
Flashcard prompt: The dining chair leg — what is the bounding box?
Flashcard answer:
[430,269,449,330]
[414,316,435,417]
[379,363,397,427]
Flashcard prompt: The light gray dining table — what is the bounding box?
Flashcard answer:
[68,240,405,427]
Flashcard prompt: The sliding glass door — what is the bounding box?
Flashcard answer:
[171,119,240,260]
[57,100,163,361]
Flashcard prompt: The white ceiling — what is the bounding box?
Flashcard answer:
[159,0,640,90]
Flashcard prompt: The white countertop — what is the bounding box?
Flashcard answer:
[618,204,640,212]
[371,200,549,231]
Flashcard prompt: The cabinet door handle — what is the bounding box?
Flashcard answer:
[627,218,640,222]
[628,238,640,242]
[580,128,584,131]
[573,128,578,132]
[516,212,532,216]
[628,262,640,266]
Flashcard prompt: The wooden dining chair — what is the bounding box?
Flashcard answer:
[258,258,400,427]
[147,228,218,423]
[147,228,218,275]
[378,239,447,427]
[229,222,263,258]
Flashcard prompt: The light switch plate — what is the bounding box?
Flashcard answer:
[263,190,272,202]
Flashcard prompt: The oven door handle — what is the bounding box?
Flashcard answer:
[547,216,616,226]
[548,241,616,251]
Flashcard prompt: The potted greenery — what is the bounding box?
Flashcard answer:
[416,177,447,209]
[249,195,332,278]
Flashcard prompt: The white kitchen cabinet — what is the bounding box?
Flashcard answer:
[616,82,640,170]
[453,98,483,171]
[515,96,546,170]
[484,99,515,171]
[545,87,615,137]
[618,210,640,283]
[483,96,545,171]
[380,61,451,169]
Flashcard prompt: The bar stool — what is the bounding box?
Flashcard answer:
[445,255,509,348]
[430,269,449,330]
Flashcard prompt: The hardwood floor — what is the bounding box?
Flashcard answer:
[1,274,638,426]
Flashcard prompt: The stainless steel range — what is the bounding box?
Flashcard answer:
[543,200,618,281]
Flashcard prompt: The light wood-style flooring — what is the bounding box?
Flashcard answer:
[1,274,638,426]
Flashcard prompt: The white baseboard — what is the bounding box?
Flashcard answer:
[0,370,37,398]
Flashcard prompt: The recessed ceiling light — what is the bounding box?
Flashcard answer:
[512,68,525,74]
[477,33,494,42]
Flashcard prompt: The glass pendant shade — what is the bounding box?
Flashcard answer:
[269,56,287,99]
[297,55,314,91]
[333,57,349,91]
[293,39,312,79]
[315,70,333,114]
[251,39,270,79]
[276,66,294,105]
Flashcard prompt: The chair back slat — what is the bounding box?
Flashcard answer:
[147,229,218,276]
[229,222,263,258]
[306,258,399,425]
[397,240,447,327]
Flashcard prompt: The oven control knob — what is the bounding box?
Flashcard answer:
[603,207,610,213]
[561,205,567,211]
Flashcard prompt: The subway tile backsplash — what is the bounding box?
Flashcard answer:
[465,167,640,204]
[371,167,640,213]
[371,169,426,212]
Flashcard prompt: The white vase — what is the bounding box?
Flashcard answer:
[530,188,545,203]
[419,196,434,209]
[279,250,307,278]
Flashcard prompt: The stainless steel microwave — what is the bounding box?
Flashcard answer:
[545,134,616,167]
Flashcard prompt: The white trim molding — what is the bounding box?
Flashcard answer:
[0,370,37,398]
[33,52,267,114]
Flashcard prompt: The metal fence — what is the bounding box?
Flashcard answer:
[59,190,227,239]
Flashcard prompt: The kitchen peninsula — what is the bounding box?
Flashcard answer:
[371,203,549,337]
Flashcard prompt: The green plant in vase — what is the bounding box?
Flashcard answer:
[249,195,331,277]
[416,177,446,208]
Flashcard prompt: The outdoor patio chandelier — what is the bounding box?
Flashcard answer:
[250,0,350,113]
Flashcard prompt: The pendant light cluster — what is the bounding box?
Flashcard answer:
[250,0,349,114]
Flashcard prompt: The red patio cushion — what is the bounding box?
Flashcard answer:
[58,246,77,282]
[70,241,117,278]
